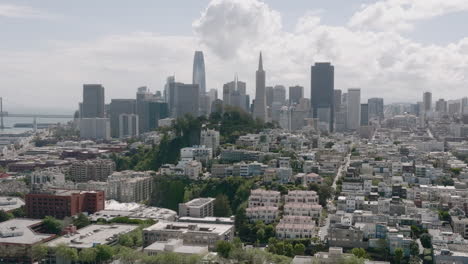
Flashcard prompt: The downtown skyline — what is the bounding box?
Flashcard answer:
[1,0,468,113]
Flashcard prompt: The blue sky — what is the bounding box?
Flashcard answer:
[1,0,468,113]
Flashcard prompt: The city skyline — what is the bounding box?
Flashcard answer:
[2,0,468,113]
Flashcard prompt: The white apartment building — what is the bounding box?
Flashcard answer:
[245,206,279,224]
[69,159,116,182]
[248,189,281,207]
[107,171,153,203]
[285,190,319,204]
[200,129,220,152]
[180,146,213,163]
[284,203,322,219]
[179,198,215,218]
[184,160,202,180]
[276,215,315,239]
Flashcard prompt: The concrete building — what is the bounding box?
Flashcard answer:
[311,62,334,131]
[144,239,209,256]
[25,189,105,219]
[119,113,139,138]
[245,206,279,224]
[361,103,369,126]
[200,129,220,152]
[179,198,215,218]
[70,159,116,182]
[181,146,213,163]
[276,215,315,239]
[79,118,111,140]
[452,217,468,239]
[368,98,384,120]
[223,77,249,112]
[169,82,199,118]
[30,169,65,186]
[82,84,105,118]
[423,91,432,113]
[253,52,267,121]
[285,190,319,204]
[0,196,25,212]
[346,88,361,130]
[248,189,281,207]
[143,221,234,249]
[273,85,286,105]
[0,219,56,263]
[109,99,136,138]
[106,171,153,203]
[289,85,304,105]
[183,160,203,180]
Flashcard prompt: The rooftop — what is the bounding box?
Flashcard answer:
[47,224,138,249]
[184,198,215,207]
[0,196,25,212]
[0,219,54,245]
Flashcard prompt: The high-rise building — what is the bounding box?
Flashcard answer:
[462,97,468,114]
[193,51,206,96]
[423,92,432,112]
[368,98,384,120]
[79,118,111,140]
[435,99,447,114]
[148,101,169,131]
[334,89,342,113]
[82,84,105,118]
[164,76,175,103]
[253,52,267,121]
[223,76,248,112]
[119,114,139,138]
[346,88,361,130]
[109,99,136,138]
[170,82,199,118]
[266,86,274,108]
[311,63,334,131]
[289,86,304,105]
[208,89,218,103]
[273,85,286,105]
[360,103,369,126]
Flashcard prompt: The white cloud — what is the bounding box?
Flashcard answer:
[349,0,468,32]
[1,0,468,112]
[0,3,55,19]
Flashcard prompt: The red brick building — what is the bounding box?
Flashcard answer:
[25,189,105,219]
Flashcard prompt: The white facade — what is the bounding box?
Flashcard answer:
[200,129,220,152]
[346,88,361,130]
[119,113,139,138]
[79,118,111,140]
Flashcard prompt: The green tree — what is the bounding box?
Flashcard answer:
[339,256,365,264]
[79,248,97,263]
[43,216,62,234]
[351,248,368,259]
[11,206,26,218]
[410,241,420,256]
[256,228,265,243]
[73,213,90,229]
[394,248,404,264]
[215,240,233,258]
[54,244,78,262]
[31,244,48,262]
[284,243,294,257]
[214,194,233,217]
[118,234,135,248]
[0,210,13,222]
[95,244,114,262]
[420,233,432,249]
[293,243,305,255]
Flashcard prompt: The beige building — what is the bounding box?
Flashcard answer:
[276,215,315,239]
[248,189,281,207]
[285,190,319,203]
[179,198,215,218]
[69,159,115,182]
[245,206,279,224]
[452,217,468,239]
[284,202,322,219]
[107,171,153,203]
[143,221,234,249]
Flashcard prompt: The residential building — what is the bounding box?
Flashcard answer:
[179,198,215,218]
[70,159,116,182]
[106,171,153,203]
[276,216,315,239]
[200,129,220,152]
[245,206,279,224]
[248,189,281,207]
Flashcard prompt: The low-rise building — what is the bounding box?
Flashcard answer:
[69,159,115,182]
[276,215,315,239]
[245,206,279,224]
[144,239,209,256]
[143,221,234,249]
[179,198,215,218]
[0,196,25,212]
[248,189,281,207]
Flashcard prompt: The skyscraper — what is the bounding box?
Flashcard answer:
[266,86,274,108]
[171,82,199,118]
[193,51,206,96]
[360,103,369,126]
[368,98,384,120]
[289,86,304,105]
[311,63,334,131]
[109,99,136,138]
[435,99,447,114]
[423,92,432,112]
[273,85,286,105]
[253,52,267,121]
[223,76,248,112]
[346,88,361,130]
[334,89,342,113]
[82,84,105,118]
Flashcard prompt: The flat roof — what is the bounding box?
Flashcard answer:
[0,196,25,211]
[0,219,54,245]
[184,198,215,207]
[144,221,233,235]
[47,224,138,249]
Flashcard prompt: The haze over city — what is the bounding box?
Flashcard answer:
[2,0,468,113]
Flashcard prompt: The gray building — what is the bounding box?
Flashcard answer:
[311,63,334,131]
[109,99,136,138]
[266,86,274,108]
[289,86,304,105]
[273,85,286,105]
[334,89,342,113]
[223,77,249,112]
[360,103,369,126]
[368,98,384,120]
[82,84,105,118]
[119,113,139,138]
[435,99,447,113]
[170,82,199,118]
[253,52,267,121]
[193,51,206,97]
[346,88,361,130]
[423,91,432,112]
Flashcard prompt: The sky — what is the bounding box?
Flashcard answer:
[1,0,468,114]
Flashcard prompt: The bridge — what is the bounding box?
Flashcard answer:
[5,113,73,118]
